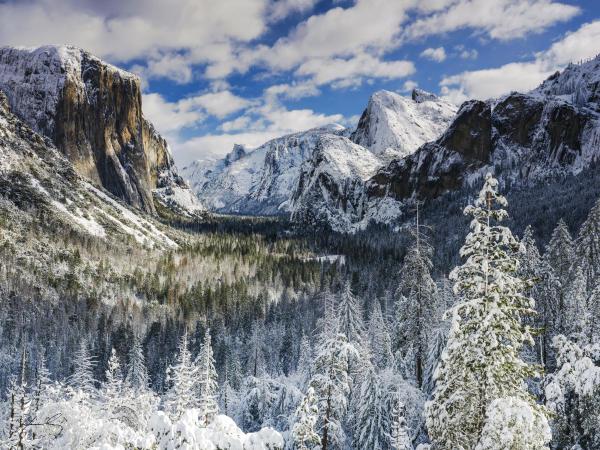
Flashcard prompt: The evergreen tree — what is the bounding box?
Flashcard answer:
[125,334,149,391]
[390,396,412,450]
[395,236,438,387]
[586,282,600,344]
[296,333,313,387]
[196,328,219,426]
[69,339,96,395]
[164,332,198,420]
[368,300,394,369]
[565,265,588,338]
[577,198,600,288]
[426,174,546,449]
[292,387,320,450]
[355,366,388,450]
[337,282,365,347]
[309,321,359,450]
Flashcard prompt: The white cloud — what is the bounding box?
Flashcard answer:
[420,47,447,62]
[178,91,253,119]
[142,93,205,134]
[0,0,268,79]
[296,53,415,86]
[406,0,580,41]
[440,20,600,103]
[401,80,419,92]
[268,0,319,22]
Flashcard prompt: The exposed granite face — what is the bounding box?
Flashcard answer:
[365,89,599,205]
[0,45,184,215]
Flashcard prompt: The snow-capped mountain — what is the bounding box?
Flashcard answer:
[0,91,178,248]
[186,89,454,216]
[183,124,346,215]
[290,134,382,230]
[0,45,203,217]
[308,56,600,232]
[350,89,457,158]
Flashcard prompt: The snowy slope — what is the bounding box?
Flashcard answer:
[0,91,178,249]
[290,134,383,231]
[183,125,345,215]
[0,45,204,217]
[351,89,457,158]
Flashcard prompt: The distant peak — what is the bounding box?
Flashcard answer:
[411,88,438,103]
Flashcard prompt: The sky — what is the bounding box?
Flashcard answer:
[1,0,600,167]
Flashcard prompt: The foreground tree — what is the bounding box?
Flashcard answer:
[196,328,219,426]
[425,174,547,449]
[292,387,320,450]
[164,332,197,420]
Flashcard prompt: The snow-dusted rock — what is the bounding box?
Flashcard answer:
[183,125,345,215]
[350,89,457,158]
[290,134,383,231]
[0,45,202,217]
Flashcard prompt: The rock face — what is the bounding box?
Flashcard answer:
[183,125,346,215]
[350,89,457,158]
[355,57,600,231]
[0,45,200,215]
[0,91,177,248]
[290,134,382,230]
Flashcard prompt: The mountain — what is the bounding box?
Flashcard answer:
[0,45,203,217]
[186,89,454,216]
[0,91,179,249]
[290,134,382,230]
[306,56,600,232]
[183,124,345,215]
[350,89,457,158]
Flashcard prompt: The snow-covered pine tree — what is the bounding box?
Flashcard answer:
[196,328,219,426]
[292,387,320,450]
[368,300,394,370]
[394,234,438,387]
[309,310,359,450]
[296,333,313,387]
[586,282,600,344]
[164,332,198,420]
[577,198,600,288]
[3,350,31,449]
[390,396,412,450]
[69,339,96,396]
[125,334,149,391]
[246,321,267,377]
[565,264,589,338]
[355,365,388,450]
[425,173,546,449]
[337,281,365,348]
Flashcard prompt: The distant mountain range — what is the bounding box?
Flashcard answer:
[1,45,599,234]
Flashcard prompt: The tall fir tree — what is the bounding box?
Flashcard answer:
[196,328,219,426]
[125,334,149,391]
[292,387,321,450]
[69,339,96,395]
[390,396,412,450]
[164,332,198,420]
[355,366,388,450]
[425,174,546,449]
[368,300,394,370]
[394,233,438,387]
[577,198,600,289]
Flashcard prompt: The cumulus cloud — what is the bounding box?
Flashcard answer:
[440,20,600,103]
[420,47,447,62]
[406,0,580,41]
[401,80,419,92]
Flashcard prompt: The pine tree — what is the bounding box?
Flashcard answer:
[4,350,31,449]
[296,333,313,387]
[337,282,365,347]
[425,174,546,449]
[394,235,438,387]
[292,387,320,450]
[390,396,412,450]
[577,198,600,288]
[355,366,388,450]
[309,320,359,450]
[586,282,600,344]
[125,334,149,391]
[565,264,588,338]
[69,339,96,395]
[368,300,393,369]
[196,328,219,426]
[164,332,198,420]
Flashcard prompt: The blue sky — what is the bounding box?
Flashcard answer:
[1,0,599,166]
